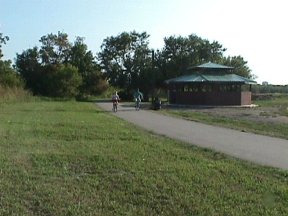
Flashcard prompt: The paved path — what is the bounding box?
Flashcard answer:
[97,102,288,170]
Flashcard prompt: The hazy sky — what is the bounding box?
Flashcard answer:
[1,0,287,85]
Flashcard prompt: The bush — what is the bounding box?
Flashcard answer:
[0,85,32,103]
[53,64,82,97]
[0,60,24,88]
[34,64,82,98]
[80,70,108,96]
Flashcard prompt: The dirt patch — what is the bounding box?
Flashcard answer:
[201,107,288,124]
[164,105,288,124]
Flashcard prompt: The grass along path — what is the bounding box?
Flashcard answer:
[0,101,288,215]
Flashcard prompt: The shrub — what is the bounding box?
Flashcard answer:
[53,64,82,97]
[0,85,32,103]
[0,60,24,88]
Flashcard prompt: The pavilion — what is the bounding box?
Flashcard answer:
[165,62,256,106]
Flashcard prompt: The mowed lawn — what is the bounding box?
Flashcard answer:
[0,101,287,215]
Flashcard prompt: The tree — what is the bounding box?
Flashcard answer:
[98,31,153,95]
[156,34,226,80]
[24,32,81,97]
[70,37,107,95]
[154,34,255,85]
[221,56,253,78]
[0,33,9,59]
[39,31,71,65]
[0,33,23,88]
[15,47,42,93]
[70,37,95,76]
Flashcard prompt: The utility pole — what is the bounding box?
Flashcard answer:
[151,49,155,102]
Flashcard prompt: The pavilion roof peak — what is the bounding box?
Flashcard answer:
[188,62,234,70]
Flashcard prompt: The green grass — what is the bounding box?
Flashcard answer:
[0,101,288,215]
[160,109,288,140]
[255,95,288,116]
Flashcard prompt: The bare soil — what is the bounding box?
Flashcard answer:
[169,105,288,124]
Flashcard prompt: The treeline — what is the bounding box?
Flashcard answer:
[98,32,254,99]
[252,84,288,94]
[1,31,255,99]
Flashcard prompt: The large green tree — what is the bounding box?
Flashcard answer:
[70,37,107,95]
[39,31,71,65]
[98,31,153,96]
[221,55,254,79]
[156,34,226,80]
[154,34,254,84]
[15,47,42,92]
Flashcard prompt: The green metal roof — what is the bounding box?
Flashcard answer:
[165,62,256,85]
[187,62,234,70]
[165,73,256,85]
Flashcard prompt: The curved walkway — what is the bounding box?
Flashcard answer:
[97,102,288,170]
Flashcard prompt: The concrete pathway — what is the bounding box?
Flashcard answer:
[97,102,288,170]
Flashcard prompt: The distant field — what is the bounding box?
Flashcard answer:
[255,94,288,117]
[0,100,287,215]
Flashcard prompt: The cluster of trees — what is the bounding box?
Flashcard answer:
[15,32,107,98]
[1,30,254,99]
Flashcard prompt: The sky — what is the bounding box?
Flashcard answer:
[1,0,287,85]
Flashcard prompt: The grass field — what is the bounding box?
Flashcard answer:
[0,100,288,215]
[256,95,288,117]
